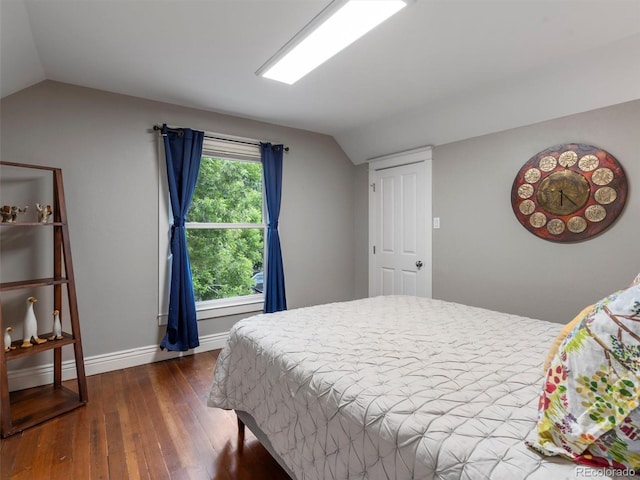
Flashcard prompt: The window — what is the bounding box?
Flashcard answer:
[158,136,265,323]
[186,155,265,303]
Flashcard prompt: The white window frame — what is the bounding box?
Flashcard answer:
[157,134,266,325]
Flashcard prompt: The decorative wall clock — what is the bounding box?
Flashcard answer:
[511,143,627,242]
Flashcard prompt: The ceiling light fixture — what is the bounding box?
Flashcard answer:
[256,0,407,85]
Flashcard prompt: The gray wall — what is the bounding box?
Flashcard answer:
[432,100,639,323]
[3,80,637,371]
[0,80,357,365]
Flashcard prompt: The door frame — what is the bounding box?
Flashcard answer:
[368,146,433,297]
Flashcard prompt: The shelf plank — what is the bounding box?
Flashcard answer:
[0,222,64,227]
[0,277,69,291]
[4,332,75,361]
[3,384,86,437]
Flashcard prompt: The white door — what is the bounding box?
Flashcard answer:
[369,147,432,297]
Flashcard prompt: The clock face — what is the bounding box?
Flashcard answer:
[511,144,627,242]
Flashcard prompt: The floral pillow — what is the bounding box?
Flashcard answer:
[543,304,594,373]
[527,273,640,469]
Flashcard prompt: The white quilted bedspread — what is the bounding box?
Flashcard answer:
[208,296,622,480]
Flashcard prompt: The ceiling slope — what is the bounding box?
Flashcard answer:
[339,33,640,163]
[0,0,46,98]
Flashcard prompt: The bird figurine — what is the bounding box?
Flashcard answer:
[4,327,16,352]
[10,205,28,222]
[49,310,63,340]
[35,203,52,223]
[1,205,28,223]
[1,206,12,222]
[21,296,47,348]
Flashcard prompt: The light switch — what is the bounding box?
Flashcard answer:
[433,217,440,229]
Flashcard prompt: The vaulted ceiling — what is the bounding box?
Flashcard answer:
[2,0,639,163]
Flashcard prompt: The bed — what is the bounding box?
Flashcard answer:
[208,295,637,479]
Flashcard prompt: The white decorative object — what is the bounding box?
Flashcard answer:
[4,327,16,352]
[21,296,47,348]
[35,203,52,223]
[49,310,63,340]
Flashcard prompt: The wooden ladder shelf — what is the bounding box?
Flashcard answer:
[0,161,88,437]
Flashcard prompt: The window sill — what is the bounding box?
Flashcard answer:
[157,295,264,325]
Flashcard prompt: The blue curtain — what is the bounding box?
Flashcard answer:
[160,124,203,351]
[261,143,287,313]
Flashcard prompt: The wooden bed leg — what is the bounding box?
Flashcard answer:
[237,415,245,445]
[237,416,245,435]
[236,414,246,454]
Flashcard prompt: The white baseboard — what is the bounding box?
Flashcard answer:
[7,331,229,392]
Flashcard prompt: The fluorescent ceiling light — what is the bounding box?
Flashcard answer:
[257,0,407,85]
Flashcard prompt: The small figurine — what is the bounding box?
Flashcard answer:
[1,206,12,222]
[49,310,63,340]
[1,205,28,222]
[10,205,28,222]
[4,327,16,352]
[21,296,47,348]
[35,203,52,223]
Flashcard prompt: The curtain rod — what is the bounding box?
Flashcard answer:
[152,125,289,152]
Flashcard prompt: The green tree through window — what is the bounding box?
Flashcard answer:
[186,156,264,302]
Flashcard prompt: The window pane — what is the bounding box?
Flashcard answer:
[188,157,263,224]
[187,228,264,302]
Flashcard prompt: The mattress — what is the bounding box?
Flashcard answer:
[208,295,630,479]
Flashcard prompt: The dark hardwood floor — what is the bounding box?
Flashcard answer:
[1,350,291,480]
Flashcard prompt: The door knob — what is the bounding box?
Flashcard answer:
[415,260,423,270]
